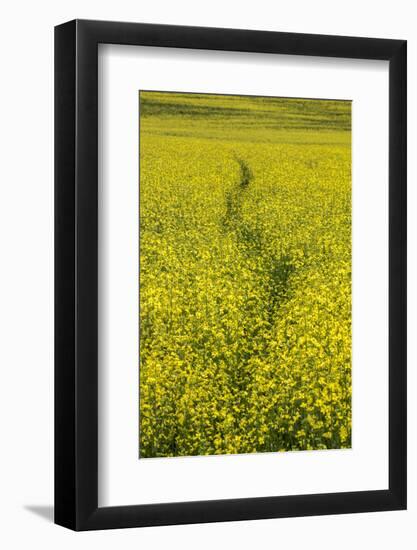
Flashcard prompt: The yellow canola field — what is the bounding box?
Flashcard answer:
[139,92,351,457]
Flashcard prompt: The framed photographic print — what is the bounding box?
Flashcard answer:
[55,19,406,530]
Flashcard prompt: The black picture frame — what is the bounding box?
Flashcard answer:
[55,19,407,531]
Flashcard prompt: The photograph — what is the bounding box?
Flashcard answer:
[53,20,406,531]
[139,91,352,458]
[0,0,410,544]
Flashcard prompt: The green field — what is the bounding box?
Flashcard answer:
[139,91,351,458]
